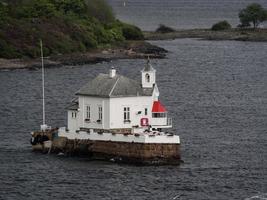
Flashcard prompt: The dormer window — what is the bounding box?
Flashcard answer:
[145,73,150,83]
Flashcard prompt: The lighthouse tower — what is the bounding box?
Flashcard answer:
[141,58,156,88]
[141,59,159,101]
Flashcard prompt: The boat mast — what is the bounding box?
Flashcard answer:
[40,39,46,129]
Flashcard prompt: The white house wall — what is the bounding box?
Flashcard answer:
[68,88,163,130]
[67,111,78,132]
[109,96,153,129]
[78,96,110,130]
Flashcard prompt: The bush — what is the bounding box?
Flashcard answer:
[18,0,57,18]
[0,2,8,22]
[121,24,144,40]
[156,24,175,33]
[52,0,87,16]
[237,22,251,28]
[85,0,115,23]
[211,20,232,31]
[108,27,124,42]
[0,38,20,58]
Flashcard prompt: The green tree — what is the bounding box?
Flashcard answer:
[52,0,87,16]
[156,24,175,33]
[0,2,8,22]
[86,0,115,23]
[18,0,57,18]
[121,24,144,40]
[211,20,231,31]
[239,3,267,28]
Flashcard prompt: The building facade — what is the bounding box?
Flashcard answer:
[67,61,172,133]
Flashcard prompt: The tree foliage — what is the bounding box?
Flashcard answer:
[0,2,8,22]
[86,0,115,23]
[52,0,87,16]
[211,20,231,31]
[0,0,144,59]
[19,0,57,18]
[239,3,267,28]
[156,24,175,33]
[121,23,144,40]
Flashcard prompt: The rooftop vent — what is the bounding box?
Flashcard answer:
[109,67,116,78]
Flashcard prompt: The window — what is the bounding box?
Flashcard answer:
[145,108,148,115]
[72,112,77,118]
[145,73,150,82]
[124,107,130,123]
[98,106,103,122]
[86,105,90,121]
[152,113,166,118]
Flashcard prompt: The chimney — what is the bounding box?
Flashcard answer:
[109,67,116,78]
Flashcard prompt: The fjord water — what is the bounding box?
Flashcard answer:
[1,1,267,200]
[0,39,266,200]
[108,0,267,30]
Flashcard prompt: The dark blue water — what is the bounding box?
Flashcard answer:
[108,0,267,30]
[0,38,266,199]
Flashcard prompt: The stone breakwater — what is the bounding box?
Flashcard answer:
[34,137,181,165]
[31,128,181,165]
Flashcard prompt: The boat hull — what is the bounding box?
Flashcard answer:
[32,141,52,153]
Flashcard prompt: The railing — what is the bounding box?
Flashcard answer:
[151,117,172,127]
[167,118,172,126]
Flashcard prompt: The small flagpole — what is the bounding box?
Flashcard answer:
[40,39,46,127]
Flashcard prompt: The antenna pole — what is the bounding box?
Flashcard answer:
[40,39,45,126]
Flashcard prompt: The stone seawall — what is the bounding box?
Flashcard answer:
[49,137,181,165]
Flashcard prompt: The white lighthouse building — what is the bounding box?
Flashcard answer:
[67,60,172,134]
[31,59,181,164]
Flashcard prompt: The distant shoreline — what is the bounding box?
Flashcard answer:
[0,41,167,70]
[144,28,267,42]
[1,28,267,71]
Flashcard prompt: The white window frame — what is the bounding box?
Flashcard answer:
[123,107,130,123]
[85,105,90,121]
[72,111,77,118]
[152,112,167,118]
[98,106,103,123]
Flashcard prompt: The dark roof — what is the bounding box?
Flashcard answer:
[66,98,79,110]
[76,73,153,98]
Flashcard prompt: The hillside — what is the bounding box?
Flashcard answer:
[0,0,145,59]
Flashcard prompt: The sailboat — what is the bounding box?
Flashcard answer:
[30,40,57,152]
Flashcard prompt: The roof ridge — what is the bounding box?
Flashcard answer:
[109,76,120,97]
[75,73,153,97]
